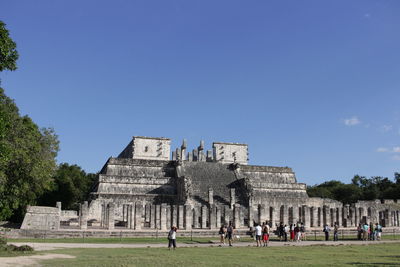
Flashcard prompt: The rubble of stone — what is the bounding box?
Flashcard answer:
[21,136,400,231]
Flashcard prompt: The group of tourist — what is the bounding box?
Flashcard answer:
[357,222,382,241]
[275,222,307,242]
[253,222,271,247]
[218,223,236,246]
[167,220,384,249]
[322,222,340,241]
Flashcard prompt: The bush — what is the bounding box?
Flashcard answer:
[14,245,34,251]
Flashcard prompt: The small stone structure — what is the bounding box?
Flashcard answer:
[21,136,400,232]
[21,206,60,231]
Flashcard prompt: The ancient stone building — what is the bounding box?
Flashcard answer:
[21,136,400,231]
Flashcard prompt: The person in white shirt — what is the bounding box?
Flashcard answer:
[168,226,177,250]
[254,223,262,247]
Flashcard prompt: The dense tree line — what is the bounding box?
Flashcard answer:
[307,173,400,204]
[0,21,96,222]
[38,163,97,211]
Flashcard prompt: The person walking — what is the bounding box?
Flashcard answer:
[333,222,339,241]
[376,223,382,241]
[283,224,288,242]
[168,226,177,250]
[369,222,374,241]
[262,222,270,247]
[254,223,262,247]
[227,223,234,247]
[357,223,362,240]
[300,223,306,241]
[289,224,295,242]
[294,224,301,242]
[219,225,226,245]
[323,224,330,241]
[362,223,369,241]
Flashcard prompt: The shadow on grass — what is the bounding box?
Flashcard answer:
[348,262,400,266]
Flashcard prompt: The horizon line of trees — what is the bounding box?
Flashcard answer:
[307,173,400,204]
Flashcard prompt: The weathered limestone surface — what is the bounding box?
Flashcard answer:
[21,206,60,231]
[21,136,400,232]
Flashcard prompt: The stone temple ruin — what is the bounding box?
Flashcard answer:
[21,136,400,233]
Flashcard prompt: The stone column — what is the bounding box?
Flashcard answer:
[172,205,178,227]
[160,204,167,230]
[184,204,192,230]
[80,201,88,230]
[155,205,161,229]
[311,207,318,227]
[259,204,267,224]
[193,206,199,228]
[387,209,393,227]
[209,204,216,229]
[248,199,254,227]
[134,202,142,230]
[292,205,299,224]
[224,205,230,225]
[230,188,235,209]
[324,206,331,226]
[198,141,205,161]
[216,206,221,228]
[178,205,184,229]
[107,203,115,230]
[336,208,343,226]
[166,205,171,228]
[201,205,207,229]
[343,205,350,227]
[181,139,187,161]
[56,202,62,213]
[271,206,278,227]
[282,205,288,225]
[150,205,156,229]
[303,205,310,228]
[127,204,133,229]
[56,202,62,229]
[208,188,214,205]
[234,204,241,228]
[351,206,357,227]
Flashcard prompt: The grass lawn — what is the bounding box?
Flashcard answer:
[7,233,399,244]
[0,249,35,257]
[39,243,400,266]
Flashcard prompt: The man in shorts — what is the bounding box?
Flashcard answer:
[227,223,234,246]
[254,223,262,247]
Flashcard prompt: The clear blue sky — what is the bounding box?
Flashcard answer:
[1,0,399,185]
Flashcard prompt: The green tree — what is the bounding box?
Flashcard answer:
[308,174,399,204]
[39,163,97,210]
[0,21,19,72]
[0,88,59,221]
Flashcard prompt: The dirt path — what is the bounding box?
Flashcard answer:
[8,239,400,251]
[0,254,75,267]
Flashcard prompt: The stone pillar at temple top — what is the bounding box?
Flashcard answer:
[181,139,187,161]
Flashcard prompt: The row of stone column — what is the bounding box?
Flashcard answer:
[250,204,343,228]
[342,205,400,227]
[78,202,400,230]
[91,202,244,230]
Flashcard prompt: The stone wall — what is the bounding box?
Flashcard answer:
[21,206,60,231]
[118,136,171,161]
[213,142,248,165]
